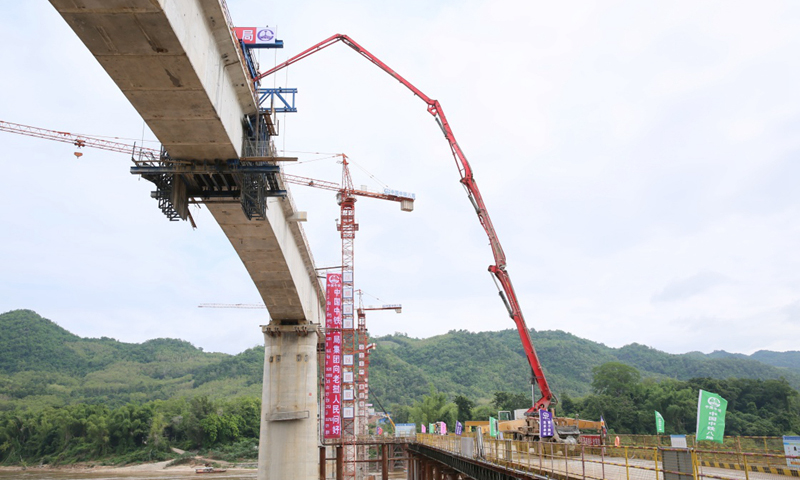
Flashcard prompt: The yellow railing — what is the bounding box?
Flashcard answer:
[415,434,799,480]
[616,435,787,455]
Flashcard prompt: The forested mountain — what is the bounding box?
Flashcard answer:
[1,309,797,464]
[367,329,800,406]
[2,309,797,466]
[0,310,260,410]
[1,309,798,411]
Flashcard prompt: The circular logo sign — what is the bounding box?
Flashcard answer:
[257,28,275,42]
[707,396,721,407]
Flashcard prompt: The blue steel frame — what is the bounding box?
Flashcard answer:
[240,40,284,82]
[257,88,298,113]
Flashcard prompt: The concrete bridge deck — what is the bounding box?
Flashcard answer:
[49,0,323,322]
[48,2,323,479]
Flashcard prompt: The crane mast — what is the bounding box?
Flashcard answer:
[329,154,412,478]
[354,290,401,449]
[257,34,554,412]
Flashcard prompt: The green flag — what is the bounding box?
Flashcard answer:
[489,416,499,438]
[696,389,727,443]
[429,423,434,434]
[655,411,665,434]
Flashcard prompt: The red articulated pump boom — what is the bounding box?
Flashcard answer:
[256,34,555,413]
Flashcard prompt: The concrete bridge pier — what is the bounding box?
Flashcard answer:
[258,324,320,480]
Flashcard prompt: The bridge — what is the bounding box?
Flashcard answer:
[49,0,322,479]
[319,433,796,480]
[41,2,800,480]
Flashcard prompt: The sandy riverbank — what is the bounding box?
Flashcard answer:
[0,457,256,473]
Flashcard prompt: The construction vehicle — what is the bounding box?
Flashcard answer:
[495,410,604,443]
[475,410,603,443]
[255,34,601,443]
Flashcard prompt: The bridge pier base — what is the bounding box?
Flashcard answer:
[258,324,320,480]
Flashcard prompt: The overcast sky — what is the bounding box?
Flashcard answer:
[1,1,799,356]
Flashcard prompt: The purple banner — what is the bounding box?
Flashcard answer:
[539,409,554,437]
[455,421,463,435]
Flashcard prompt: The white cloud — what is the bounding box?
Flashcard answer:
[2,0,800,356]
[651,272,730,303]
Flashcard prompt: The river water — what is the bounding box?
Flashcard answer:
[0,471,257,480]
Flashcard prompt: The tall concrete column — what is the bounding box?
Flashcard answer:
[258,324,320,480]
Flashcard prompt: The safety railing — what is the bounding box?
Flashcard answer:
[616,434,787,455]
[416,434,800,480]
[323,435,416,446]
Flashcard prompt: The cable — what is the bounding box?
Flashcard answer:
[348,158,389,189]
[367,386,394,428]
[280,149,341,155]
[280,154,340,166]
[359,290,387,304]
[74,132,159,144]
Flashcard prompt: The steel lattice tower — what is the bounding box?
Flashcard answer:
[336,156,359,479]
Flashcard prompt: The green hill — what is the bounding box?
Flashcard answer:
[0,310,249,410]
[367,329,800,407]
[1,309,798,411]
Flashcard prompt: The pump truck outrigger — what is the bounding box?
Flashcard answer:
[256,34,601,443]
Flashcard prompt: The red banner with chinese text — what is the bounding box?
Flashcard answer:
[323,273,343,438]
[579,435,602,446]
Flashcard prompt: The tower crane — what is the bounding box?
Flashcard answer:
[0,120,158,158]
[323,154,412,477]
[353,289,402,442]
[255,34,555,414]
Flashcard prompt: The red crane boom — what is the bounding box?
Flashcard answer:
[257,34,554,412]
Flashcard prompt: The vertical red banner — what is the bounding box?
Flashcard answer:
[323,273,343,438]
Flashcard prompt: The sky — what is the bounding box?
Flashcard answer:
[1,1,799,356]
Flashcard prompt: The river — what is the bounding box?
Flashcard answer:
[0,470,257,480]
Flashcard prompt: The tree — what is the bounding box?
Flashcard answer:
[492,391,530,412]
[408,385,457,428]
[559,392,577,417]
[454,395,474,422]
[591,362,641,397]
[390,404,411,424]
[472,404,496,421]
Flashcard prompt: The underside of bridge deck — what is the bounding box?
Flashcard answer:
[49,2,325,480]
